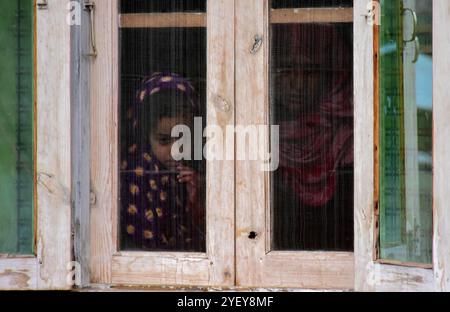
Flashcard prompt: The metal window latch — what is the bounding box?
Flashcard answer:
[250,35,263,54]
[403,8,418,43]
[37,0,48,10]
[84,0,97,57]
[362,1,380,26]
[402,6,420,63]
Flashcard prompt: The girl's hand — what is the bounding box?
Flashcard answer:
[177,165,198,204]
[177,165,205,234]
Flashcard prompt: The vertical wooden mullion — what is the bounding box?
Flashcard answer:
[90,0,117,284]
[72,0,92,287]
[433,0,450,292]
[35,0,72,289]
[235,0,267,287]
[354,0,376,291]
[205,0,236,286]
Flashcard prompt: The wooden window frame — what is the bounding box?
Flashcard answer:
[89,0,235,287]
[354,0,450,291]
[0,0,72,290]
[235,0,354,290]
[87,0,450,291]
[0,0,446,292]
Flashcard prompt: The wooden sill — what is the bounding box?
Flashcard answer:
[77,284,352,292]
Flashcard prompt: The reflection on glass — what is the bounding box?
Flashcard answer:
[270,21,354,251]
[379,0,433,264]
[119,1,206,252]
[0,0,34,255]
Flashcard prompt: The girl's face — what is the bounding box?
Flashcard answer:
[150,116,192,171]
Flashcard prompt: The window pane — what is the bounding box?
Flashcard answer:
[379,0,433,264]
[119,1,207,252]
[0,0,34,255]
[271,0,353,9]
[270,12,354,250]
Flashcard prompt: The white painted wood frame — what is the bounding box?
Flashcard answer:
[0,0,72,290]
[235,0,354,290]
[354,0,450,291]
[89,0,235,287]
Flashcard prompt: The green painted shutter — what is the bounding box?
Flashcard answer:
[0,0,34,255]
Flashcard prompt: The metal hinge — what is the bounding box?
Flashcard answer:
[36,0,48,10]
[362,1,381,26]
[83,0,97,57]
[83,0,95,11]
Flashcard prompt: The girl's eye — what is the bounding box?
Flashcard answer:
[158,138,171,145]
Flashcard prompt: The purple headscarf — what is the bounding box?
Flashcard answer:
[120,72,205,251]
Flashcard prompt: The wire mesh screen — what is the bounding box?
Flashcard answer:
[119,0,207,252]
[120,0,206,13]
[271,0,353,9]
[270,1,354,251]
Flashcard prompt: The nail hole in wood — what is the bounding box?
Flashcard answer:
[248,231,257,239]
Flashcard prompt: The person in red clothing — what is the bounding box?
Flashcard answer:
[272,24,354,250]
